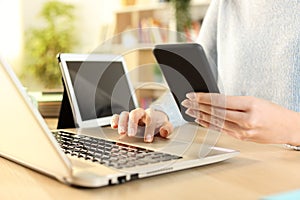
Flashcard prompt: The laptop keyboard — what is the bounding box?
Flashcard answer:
[52,131,182,169]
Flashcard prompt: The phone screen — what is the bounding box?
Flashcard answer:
[153,43,219,122]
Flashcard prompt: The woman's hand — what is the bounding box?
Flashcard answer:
[110,108,173,143]
[181,92,300,145]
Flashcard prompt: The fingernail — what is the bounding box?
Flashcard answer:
[181,99,190,107]
[186,93,196,100]
[118,126,126,134]
[111,122,118,129]
[185,109,194,116]
[113,125,118,129]
[145,135,153,142]
[128,128,135,136]
[160,128,168,137]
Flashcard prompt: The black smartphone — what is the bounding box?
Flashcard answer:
[153,43,219,122]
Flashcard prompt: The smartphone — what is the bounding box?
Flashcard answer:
[153,43,219,122]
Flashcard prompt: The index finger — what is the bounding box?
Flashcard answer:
[127,108,147,137]
[186,92,251,111]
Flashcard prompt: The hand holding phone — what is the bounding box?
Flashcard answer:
[153,43,219,122]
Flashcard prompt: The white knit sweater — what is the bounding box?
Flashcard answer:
[199,0,300,111]
[152,0,300,126]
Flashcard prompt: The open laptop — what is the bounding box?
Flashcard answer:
[58,53,138,128]
[0,56,239,188]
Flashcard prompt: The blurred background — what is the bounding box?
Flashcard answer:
[1,0,122,90]
[0,0,210,120]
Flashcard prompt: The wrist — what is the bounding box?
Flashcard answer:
[285,112,300,147]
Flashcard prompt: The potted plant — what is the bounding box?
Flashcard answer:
[170,0,192,36]
[23,1,76,89]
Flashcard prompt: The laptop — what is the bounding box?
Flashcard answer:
[0,56,239,188]
[58,53,138,128]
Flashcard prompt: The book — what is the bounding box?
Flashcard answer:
[28,91,63,118]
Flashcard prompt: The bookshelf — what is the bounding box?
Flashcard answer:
[112,0,210,107]
[123,48,168,108]
[114,0,210,37]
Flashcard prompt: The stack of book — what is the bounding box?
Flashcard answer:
[28,91,63,118]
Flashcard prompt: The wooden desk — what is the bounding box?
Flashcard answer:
[0,131,299,200]
[44,118,58,130]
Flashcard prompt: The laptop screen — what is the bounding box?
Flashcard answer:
[59,54,138,127]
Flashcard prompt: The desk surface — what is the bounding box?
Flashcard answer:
[1,129,299,200]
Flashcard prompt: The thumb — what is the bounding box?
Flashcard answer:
[159,121,173,138]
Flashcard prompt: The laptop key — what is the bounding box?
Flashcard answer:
[53,131,182,169]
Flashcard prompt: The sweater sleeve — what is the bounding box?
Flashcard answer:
[150,91,186,128]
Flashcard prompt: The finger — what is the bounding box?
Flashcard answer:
[195,111,238,131]
[195,114,250,141]
[184,104,248,125]
[186,92,251,111]
[198,115,268,143]
[144,108,157,143]
[196,118,241,140]
[183,99,219,114]
[159,121,174,138]
[118,111,129,135]
[111,114,119,129]
[127,108,146,137]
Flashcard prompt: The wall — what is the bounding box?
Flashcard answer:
[0,0,210,89]
[0,0,23,71]
[0,0,120,75]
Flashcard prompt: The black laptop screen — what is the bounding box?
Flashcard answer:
[66,61,136,121]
